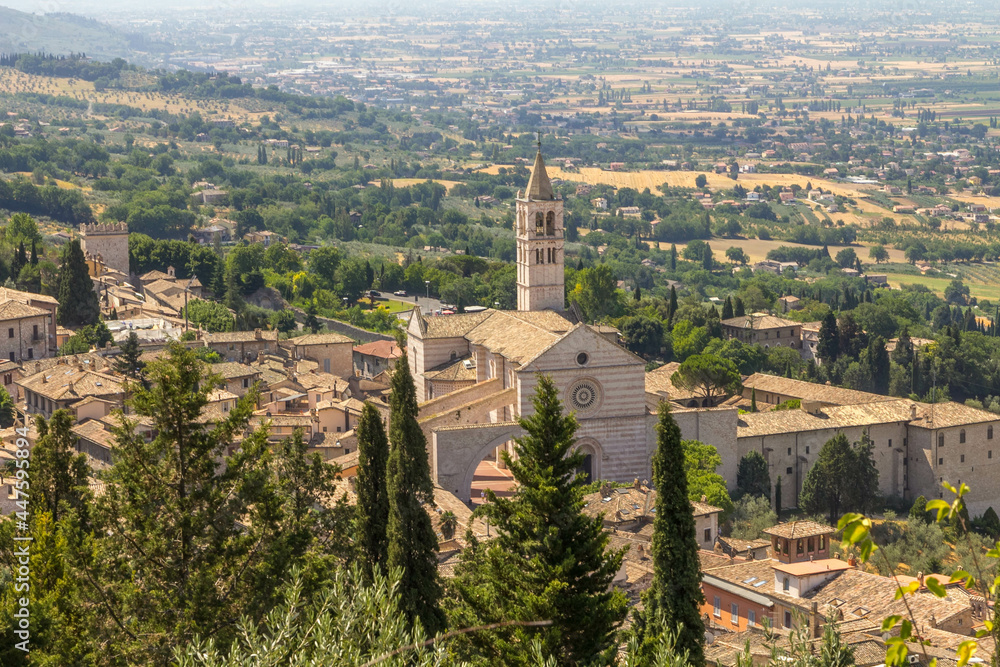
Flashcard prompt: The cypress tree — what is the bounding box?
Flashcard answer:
[29,238,37,265]
[386,351,445,635]
[775,475,782,519]
[721,296,734,320]
[750,387,758,412]
[639,403,705,666]
[669,243,678,270]
[56,240,100,327]
[733,296,746,317]
[355,402,390,582]
[11,240,26,279]
[448,375,627,664]
[30,409,91,524]
[668,285,678,323]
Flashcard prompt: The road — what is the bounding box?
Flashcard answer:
[381,292,447,316]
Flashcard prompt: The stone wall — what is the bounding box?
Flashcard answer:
[0,314,48,364]
[292,308,394,345]
[432,422,523,501]
[80,223,129,277]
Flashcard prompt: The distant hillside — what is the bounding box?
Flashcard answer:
[0,6,150,62]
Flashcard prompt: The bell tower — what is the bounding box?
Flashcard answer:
[516,143,564,312]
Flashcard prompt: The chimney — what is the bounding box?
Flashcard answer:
[810,601,821,639]
[254,328,262,341]
[701,494,707,503]
[910,404,918,421]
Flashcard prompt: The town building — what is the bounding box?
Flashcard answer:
[721,314,803,351]
[353,339,402,379]
[80,222,130,277]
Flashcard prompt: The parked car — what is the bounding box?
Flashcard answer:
[393,290,408,297]
[368,290,381,298]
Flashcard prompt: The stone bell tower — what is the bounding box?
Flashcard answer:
[516,143,564,312]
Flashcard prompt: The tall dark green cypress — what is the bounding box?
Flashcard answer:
[448,375,627,665]
[721,296,734,320]
[386,351,445,635]
[640,402,705,667]
[56,240,100,327]
[355,402,390,582]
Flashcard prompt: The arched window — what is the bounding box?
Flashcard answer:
[535,212,544,232]
[960,429,966,444]
[546,210,555,235]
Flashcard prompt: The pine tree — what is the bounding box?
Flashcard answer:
[386,351,445,635]
[56,240,100,327]
[80,344,279,663]
[113,330,145,380]
[638,403,705,666]
[30,410,91,524]
[355,403,390,582]
[449,376,627,665]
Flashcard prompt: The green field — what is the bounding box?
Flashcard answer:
[883,267,1000,302]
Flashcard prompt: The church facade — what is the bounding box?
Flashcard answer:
[406,147,739,501]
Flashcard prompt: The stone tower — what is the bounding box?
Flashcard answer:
[80,222,130,277]
[516,145,564,312]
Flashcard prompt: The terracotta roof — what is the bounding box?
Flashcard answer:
[0,287,57,305]
[425,356,476,382]
[721,314,802,330]
[411,309,493,339]
[353,339,403,359]
[465,310,571,366]
[764,520,835,539]
[289,332,354,346]
[143,279,184,296]
[0,300,48,320]
[772,558,853,576]
[18,366,123,403]
[717,536,771,554]
[743,373,896,406]
[204,330,278,344]
[908,401,1000,429]
[140,270,172,282]
[737,399,917,438]
[209,362,259,379]
[645,362,699,400]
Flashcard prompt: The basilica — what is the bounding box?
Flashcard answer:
[406,147,735,501]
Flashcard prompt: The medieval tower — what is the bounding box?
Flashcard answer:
[80,222,130,277]
[516,145,564,312]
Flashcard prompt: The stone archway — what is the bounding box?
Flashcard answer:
[432,422,524,502]
[573,437,602,482]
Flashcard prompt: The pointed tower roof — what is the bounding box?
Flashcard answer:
[525,146,555,201]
